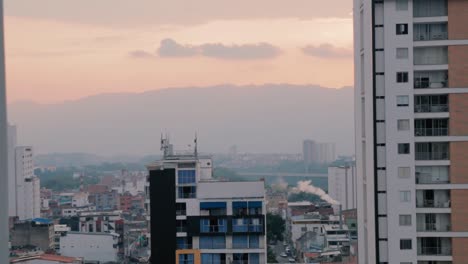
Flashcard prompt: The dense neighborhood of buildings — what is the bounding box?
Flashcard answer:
[5,130,358,263]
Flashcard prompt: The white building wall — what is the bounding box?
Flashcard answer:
[15,146,35,220]
[354,0,377,262]
[7,124,17,217]
[60,233,118,263]
[32,177,41,218]
[328,166,357,212]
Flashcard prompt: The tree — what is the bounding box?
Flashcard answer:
[288,192,322,203]
[267,213,285,242]
[267,247,279,263]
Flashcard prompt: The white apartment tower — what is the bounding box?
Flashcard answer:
[355,0,468,263]
[328,164,357,212]
[13,146,41,220]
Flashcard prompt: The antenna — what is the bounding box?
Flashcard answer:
[194,132,198,158]
[160,133,172,158]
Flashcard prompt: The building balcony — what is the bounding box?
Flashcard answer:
[416,151,449,160]
[176,226,188,233]
[176,243,192,250]
[415,128,448,137]
[415,142,449,161]
[418,246,452,256]
[414,47,448,66]
[413,0,448,18]
[414,23,448,41]
[200,225,227,233]
[417,214,451,232]
[414,104,448,113]
[232,224,264,233]
[414,70,448,89]
[176,210,186,216]
[417,190,450,208]
[416,172,449,184]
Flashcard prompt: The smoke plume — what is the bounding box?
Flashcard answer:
[291,180,340,205]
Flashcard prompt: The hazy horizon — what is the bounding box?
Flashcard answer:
[9,84,354,156]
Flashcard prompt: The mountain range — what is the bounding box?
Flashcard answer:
[8,84,355,156]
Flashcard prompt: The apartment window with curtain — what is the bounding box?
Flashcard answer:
[400,191,411,202]
[399,215,412,226]
[396,24,409,35]
[400,239,412,250]
[398,119,410,131]
[397,95,409,107]
[397,72,409,83]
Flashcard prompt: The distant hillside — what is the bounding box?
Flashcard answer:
[9,84,355,156]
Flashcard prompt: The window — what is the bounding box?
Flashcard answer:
[179,254,194,264]
[232,235,249,249]
[397,72,409,83]
[397,24,409,35]
[396,0,408,10]
[398,143,410,154]
[399,215,412,226]
[396,48,409,59]
[398,119,410,131]
[250,235,260,248]
[178,170,196,184]
[200,218,227,233]
[201,254,225,264]
[400,191,411,202]
[398,167,411,178]
[178,186,196,199]
[200,236,226,249]
[400,239,412,250]
[397,95,409,107]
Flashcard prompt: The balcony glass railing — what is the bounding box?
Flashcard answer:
[414,23,448,41]
[176,210,186,216]
[414,104,448,113]
[416,173,449,184]
[416,151,449,160]
[418,246,452,256]
[176,243,192,249]
[200,225,227,233]
[415,128,448,137]
[417,199,451,208]
[232,224,263,233]
[414,79,447,89]
[200,242,226,249]
[417,223,451,232]
[176,226,187,233]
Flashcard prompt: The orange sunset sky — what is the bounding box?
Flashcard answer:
[4,0,353,103]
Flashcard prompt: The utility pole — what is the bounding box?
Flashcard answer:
[0,0,9,262]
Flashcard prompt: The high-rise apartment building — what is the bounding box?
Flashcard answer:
[328,164,357,212]
[13,146,41,220]
[146,139,266,264]
[8,124,17,216]
[355,0,468,263]
[303,140,336,167]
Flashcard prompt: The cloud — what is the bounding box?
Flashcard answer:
[129,50,155,58]
[302,43,352,58]
[156,38,281,60]
[200,42,281,60]
[158,38,198,57]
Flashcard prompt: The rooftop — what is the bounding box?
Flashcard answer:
[11,254,82,263]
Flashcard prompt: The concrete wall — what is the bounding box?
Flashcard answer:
[60,233,118,263]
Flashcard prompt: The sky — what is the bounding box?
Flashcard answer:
[4,0,353,103]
